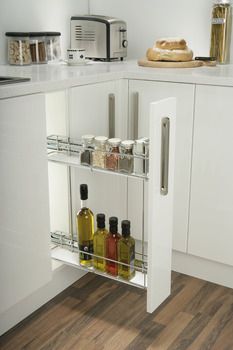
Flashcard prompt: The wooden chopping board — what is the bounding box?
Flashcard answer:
[138,58,216,68]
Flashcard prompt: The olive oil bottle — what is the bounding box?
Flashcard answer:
[106,217,121,276]
[118,220,135,280]
[93,213,108,271]
[76,184,94,267]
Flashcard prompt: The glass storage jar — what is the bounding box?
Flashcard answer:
[106,138,121,171]
[80,134,94,165]
[5,32,31,65]
[29,32,47,64]
[92,136,108,169]
[119,140,134,174]
[45,32,61,62]
[210,0,232,64]
[133,137,149,176]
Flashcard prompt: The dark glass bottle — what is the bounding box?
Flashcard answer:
[118,220,135,280]
[93,213,108,272]
[106,217,121,276]
[76,184,94,267]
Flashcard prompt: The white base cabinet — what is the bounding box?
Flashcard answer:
[188,85,233,266]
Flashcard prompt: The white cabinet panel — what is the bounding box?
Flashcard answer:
[128,80,194,252]
[0,94,51,314]
[188,85,233,266]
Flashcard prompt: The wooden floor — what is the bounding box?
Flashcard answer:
[1,272,233,350]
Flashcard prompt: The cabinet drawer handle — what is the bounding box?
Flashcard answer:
[108,93,115,138]
[133,92,139,139]
[160,117,170,196]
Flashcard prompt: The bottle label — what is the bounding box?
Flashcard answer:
[212,18,226,24]
[79,242,93,261]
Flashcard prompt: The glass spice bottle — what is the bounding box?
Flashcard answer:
[106,138,121,171]
[80,134,94,166]
[210,0,232,64]
[119,140,134,174]
[106,217,121,276]
[133,138,149,176]
[92,136,108,169]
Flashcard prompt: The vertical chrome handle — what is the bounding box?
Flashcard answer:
[133,92,139,140]
[108,93,115,138]
[160,117,170,196]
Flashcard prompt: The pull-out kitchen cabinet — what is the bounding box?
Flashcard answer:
[0,94,51,316]
[48,96,176,313]
[188,85,233,266]
[128,80,194,253]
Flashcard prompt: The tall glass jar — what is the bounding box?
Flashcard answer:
[45,32,61,62]
[106,138,121,171]
[29,32,47,64]
[210,0,232,64]
[92,136,108,168]
[119,140,134,174]
[80,134,94,166]
[5,32,31,65]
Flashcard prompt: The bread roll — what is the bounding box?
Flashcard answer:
[146,47,193,62]
[156,38,187,50]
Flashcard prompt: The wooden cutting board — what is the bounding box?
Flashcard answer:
[138,58,216,68]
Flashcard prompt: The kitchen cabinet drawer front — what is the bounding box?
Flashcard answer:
[188,85,233,266]
[128,80,195,252]
[0,94,51,314]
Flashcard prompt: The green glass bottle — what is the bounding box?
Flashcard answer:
[76,184,94,267]
[93,213,108,272]
[118,220,135,280]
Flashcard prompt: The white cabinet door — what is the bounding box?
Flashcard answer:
[128,80,194,252]
[69,81,128,233]
[188,85,233,266]
[0,94,51,314]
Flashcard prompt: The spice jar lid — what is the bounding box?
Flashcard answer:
[135,137,149,144]
[82,134,95,141]
[94,136,108,144]
[108,138,121,146]
[121,140,134,149]
[213,0,231,4]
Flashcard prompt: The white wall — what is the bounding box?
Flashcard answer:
[0,0,88,64]
[90,0,213,59]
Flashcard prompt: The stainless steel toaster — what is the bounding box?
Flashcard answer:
[70,15,127,61]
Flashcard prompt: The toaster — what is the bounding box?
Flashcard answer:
[70,15,127,61]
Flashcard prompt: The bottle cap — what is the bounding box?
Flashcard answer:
[80,184,88,200]
[109,216,118,233]
[121,220,131,237]
[108,138,121,146]
[94,136,108,144]
[82,134,95,142]
[97,213,105,228]
[121,140,134,149]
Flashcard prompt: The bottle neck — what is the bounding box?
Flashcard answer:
[81,199,87,208]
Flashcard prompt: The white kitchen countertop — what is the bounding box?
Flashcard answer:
[1,59,233,99]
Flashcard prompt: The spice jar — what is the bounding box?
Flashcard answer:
[92,136,108,168]
[133,138,149,176]
[80,134,94,166]
[119,140,134,174]
[29,32,47,64]
[5,32,31,65]
[45,32,61,62]
[210,0,232,64]
[106,138,121,171]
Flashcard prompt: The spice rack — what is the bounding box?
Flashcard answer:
[51,231,147,289]
[47,135,149,180]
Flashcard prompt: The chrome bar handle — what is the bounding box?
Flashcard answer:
[133,92,139,140]
[160,117,170,196]
[108,93,115,138]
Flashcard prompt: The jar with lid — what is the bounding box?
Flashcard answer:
[92,136,108,168]
[44,32,61,62]
[210,0,232,64]
[80,134,95,166]
[119,140,134,174]
[29,32,47,64]
[5,32,31,65]
[106,138,121,171]
[133,138,149,176]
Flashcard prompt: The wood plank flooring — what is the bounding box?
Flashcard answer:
[1,271,233,350]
